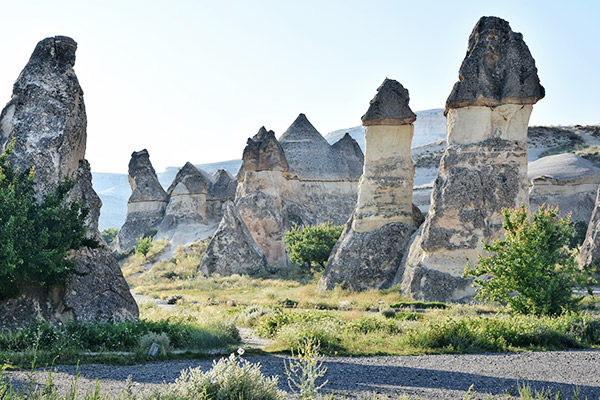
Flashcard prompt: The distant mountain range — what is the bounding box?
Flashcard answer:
[92,109,447,230]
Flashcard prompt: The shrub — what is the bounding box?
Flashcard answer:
[284,224,343,270]
[285,338,328,400]
[100,227,119,245]
[135,237,153,258]
[463,204,594,316]
[149,350,285,400]
[139,332,171,356]
[0,141,98,300]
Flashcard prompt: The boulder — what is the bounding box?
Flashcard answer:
[0,36,137,329]
[116,149,169,251]
[199,201,268,276]
[320,79,423,291]
[529,153,600,223]
[401,16,544,302]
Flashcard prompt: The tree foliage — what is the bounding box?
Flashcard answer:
[463,204,594,316]
[101,227,119,245]
[135,236,153,258]
[0,142,97,300]
[284,224,343,269]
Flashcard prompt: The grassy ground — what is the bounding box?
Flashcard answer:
[119,239,600,359]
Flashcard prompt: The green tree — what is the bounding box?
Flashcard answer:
[0,142,97,300]
[463,204,594,316]
[101,227,119,245]
[135,236,153,258]
[284,224,343,270]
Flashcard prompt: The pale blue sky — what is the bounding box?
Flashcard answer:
[0,0,597,173]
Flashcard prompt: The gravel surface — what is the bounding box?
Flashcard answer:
[4,350,600,399]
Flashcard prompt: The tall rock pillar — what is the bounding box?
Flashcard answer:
[0,36,138,328]
[116,149,169,251]
[319,79,423,291]
[400,16,545,301]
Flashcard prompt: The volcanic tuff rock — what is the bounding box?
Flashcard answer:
[446,16,545,110]
[198,201,268,276]
[529,153,600,223]
[237,127,288,179]
[115,149,169,251]
[401,16,544,302]
[579,187,600,270]
[279,113,363,180]
[320,79,423,291]
[202,116,364,274]
[0,36,138,328]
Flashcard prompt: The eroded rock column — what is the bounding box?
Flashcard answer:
[318,79,423,291]
[400,16,545,302]
[116,149,169,251]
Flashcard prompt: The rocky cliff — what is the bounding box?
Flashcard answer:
[0,36,138,329]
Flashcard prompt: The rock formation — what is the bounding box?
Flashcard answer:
[0,36,138,329]
[579,187,600,270]
[529,153,600,223]
[400,16,545,302]
[199,201,268,276]
[319,79,423,291]
[200,117,364,275]
[115,149,169,251]
[118,155,238,252]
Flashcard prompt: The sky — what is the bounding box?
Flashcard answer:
[0,0,597,173]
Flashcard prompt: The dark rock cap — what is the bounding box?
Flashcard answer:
[278,114,330,144]
[446,16,545,111]
[238,126,288,178]
[362,79,416,126]
[167,161,214,195]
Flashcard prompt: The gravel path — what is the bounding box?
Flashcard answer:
[4,350,600,399]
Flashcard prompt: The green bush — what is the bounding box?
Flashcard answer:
[348,316,400,334]
[389,301,448,310]
[284,223,343,269]
[135,237,153,258]
[404,313,600,353]
[0,142,98,300]
[101,227,119,245]
[463,204,594,316]
[0,319,239,354]
[149,351,285,400]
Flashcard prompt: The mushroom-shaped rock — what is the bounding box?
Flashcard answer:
[400,16,542,302]
[446,16,545,110]
[199,201,268,276]
[319,78,422,291]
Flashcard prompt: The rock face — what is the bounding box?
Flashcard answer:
[199,201,268,276]
[319,79,423,291]
[400,16,544,302]
[580,187,600,270]
[201,118,364,275]
[115,149,169,251]
[0,36,138,329]
[529,153,600,223]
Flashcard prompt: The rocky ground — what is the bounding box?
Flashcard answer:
[4,350,600,399]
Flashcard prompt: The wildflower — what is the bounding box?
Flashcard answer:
[229,353,235,361]
[237,347,245,355]
[211,377,217,384]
